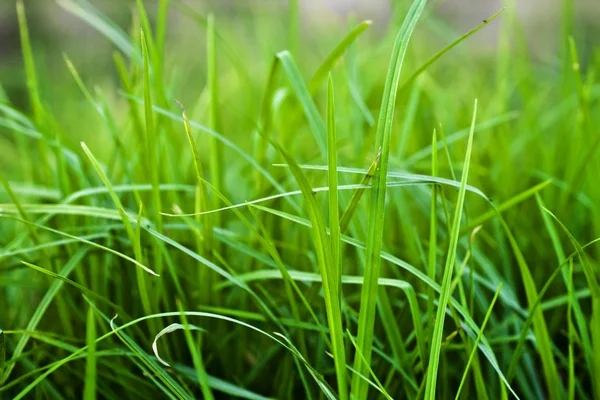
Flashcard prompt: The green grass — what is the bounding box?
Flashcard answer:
[1,0,600,398]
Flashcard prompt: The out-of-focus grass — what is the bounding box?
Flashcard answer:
[1,0,599,399]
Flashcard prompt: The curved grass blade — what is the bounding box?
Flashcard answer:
[273,163,489,200]
[0,215,155,275]
[308,21,372,94]
[276,50,327,157]
[13,307,332,400]
[398,9,504,94]
[57,0,136,60]
[460,180,552,234]
[151,323,205,367]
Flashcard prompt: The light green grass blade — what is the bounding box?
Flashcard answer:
[567,258,575,400]
[346,330,392,400]
[427,129,438,360]
[57,0,135,59]
[460,180,552,234]
[83,306,97,400]
[207,14,223,244]
[327,74,341,293]
[455,283,502,399]
[161,181,438,218]
[398,9,504,94]
[123,95,299,210]
[276,51,327,157]
[80,143,135,243]
[174,101,212,253]
[176,300,214,400]
[308,21,372,94]
[141,29,163,236]
[274,163,489,200]
[351,2,427,398]
[17,0,43,123]
[424,99,476,400]
[340,153,379,233]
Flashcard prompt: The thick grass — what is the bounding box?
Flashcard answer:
[1,0,600,399]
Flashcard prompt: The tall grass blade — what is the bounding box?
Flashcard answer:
[83,306,97,400]
[424,99,477,400]
[266,138,348,399]
[352,1,427,398]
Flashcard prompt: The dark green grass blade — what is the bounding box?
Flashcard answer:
[540,207,600,398]
[502,223,563,399]
[1,248,88,384]
[0,330,5,377]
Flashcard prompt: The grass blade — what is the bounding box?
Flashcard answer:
[398,9,504,94]
[83,306,97,400]
[425,99,477,400]
[276,51,327,157]
[308,21,372,94]
[455,283,502,399]
[352,2,427,398]
[327,74,341,293]
[266,138,348,399]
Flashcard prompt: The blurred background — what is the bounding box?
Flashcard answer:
[0,0,598,111]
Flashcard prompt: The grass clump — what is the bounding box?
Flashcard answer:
[1,0,600,399]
